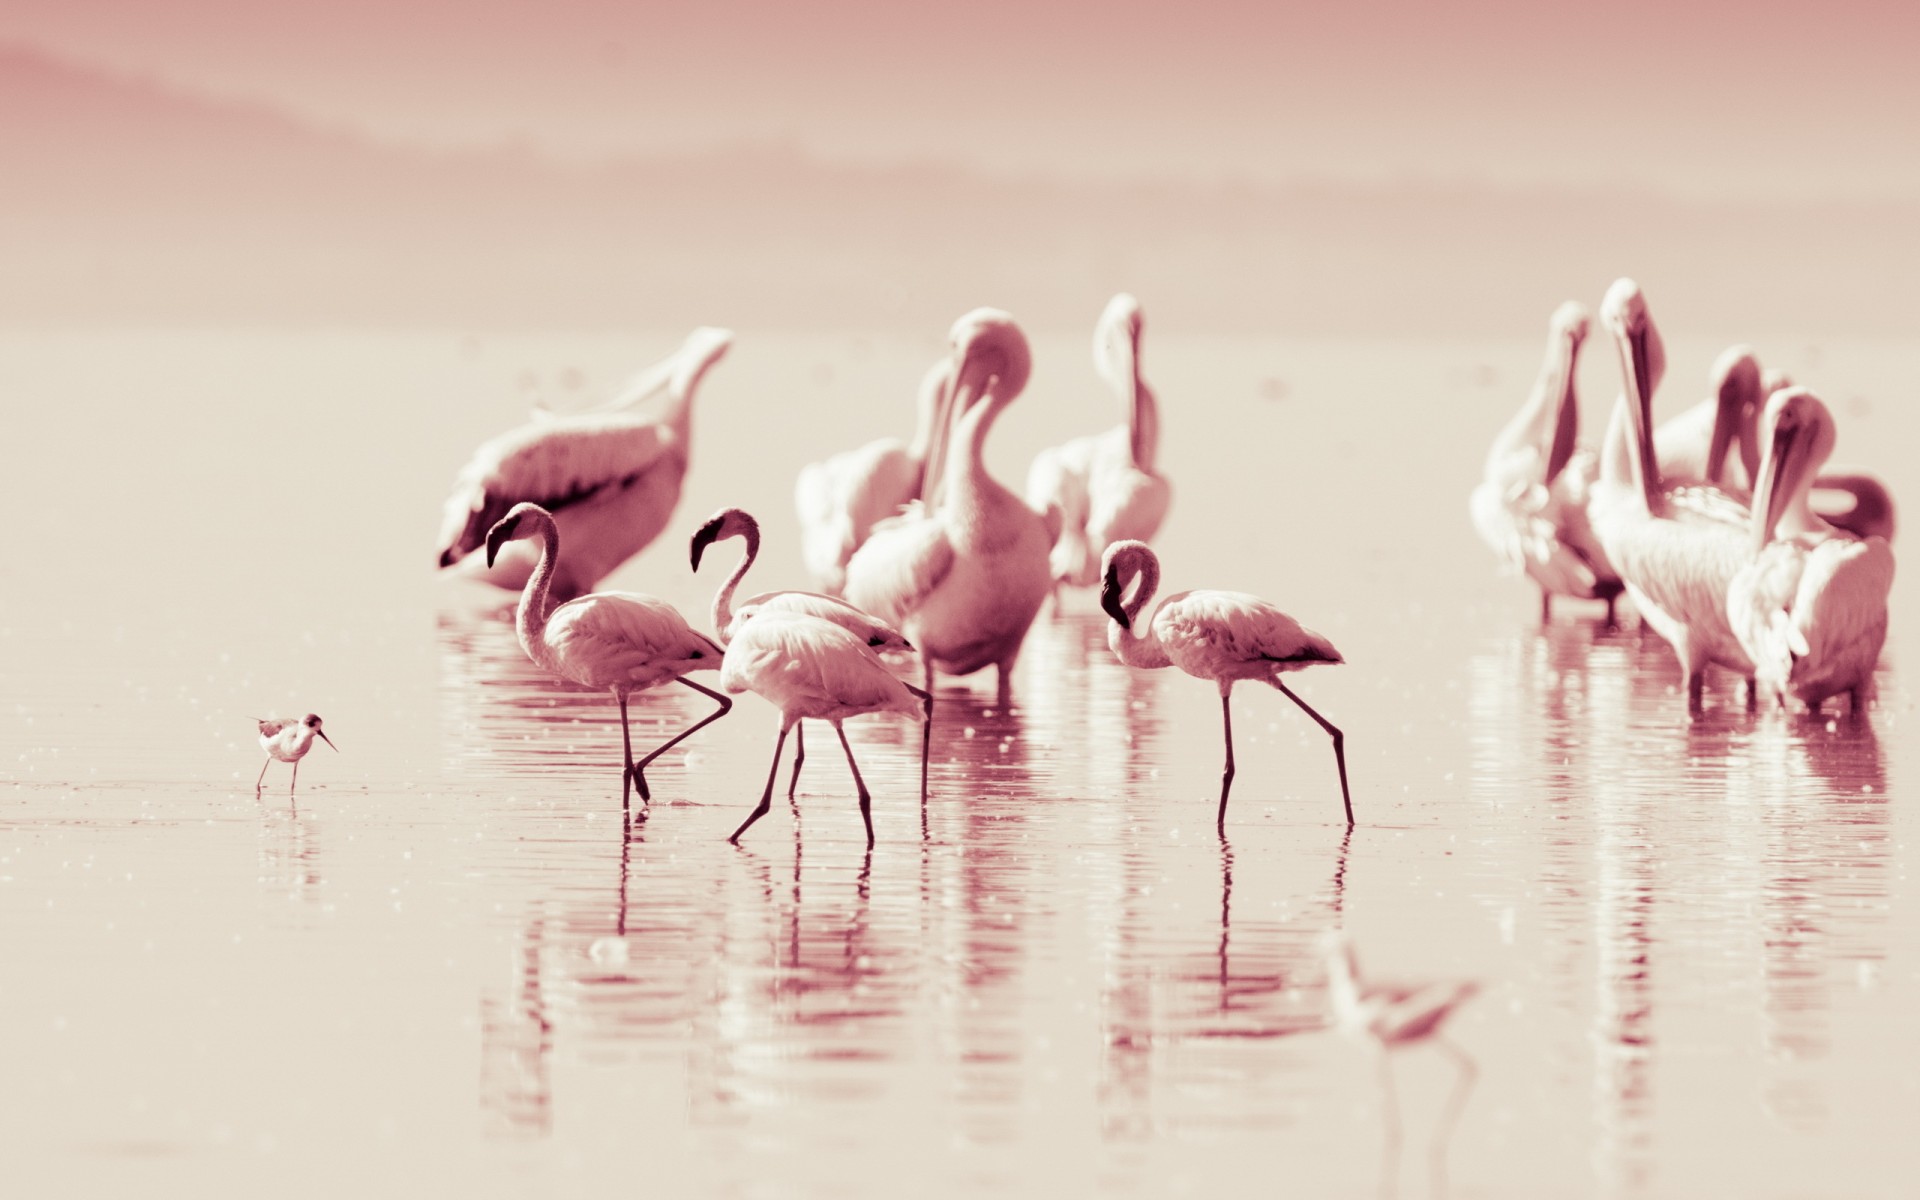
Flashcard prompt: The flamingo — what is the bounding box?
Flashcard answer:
[720,611,933,847]
[842,309,1053,703]
[1728,388,1894,715]
[254,714,336,797]
[689,506,927,800]
[1026,293,1173,603]
[484,502,730,819]
[794,357,955,595]
[1588,278,1756,715]
[1321,932,1479,1192]
[1661,359,1898,543]
[436,327,733,603]
[1469,300,1624,622]
[1099,539,1353,831]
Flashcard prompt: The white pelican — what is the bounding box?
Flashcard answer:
[1025,293,1173,601]
[794,358,955,595]
[1099,540,1352,831]
[1662,359,1897,543]
[690,506,926,799]
[437,327,733,603]
[1589,278,1755,714]
[1728,388,1894,715]
[842,309,1053,703]
[254,714,336,797]
[485,502,730,818]
[1468,301,1624,622]
[720,611,933,847]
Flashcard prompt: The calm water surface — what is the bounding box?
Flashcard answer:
[3,328,1916,1197]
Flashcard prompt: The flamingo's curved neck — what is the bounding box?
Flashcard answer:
[711,524,761,642]
[516,517,562,660]
[1107,555,1171,669]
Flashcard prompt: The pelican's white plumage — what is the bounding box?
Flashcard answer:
[720,611,932,847]
[1026,293,1173,596]
[1588,279,1755,713]
[843,309,1052,701]
[794,359,954,595]
[1100,540,1352,831]
[485,502,730,817]
[437,327,733,603]
[1468,300,1623,620]
[1728,388,1894,714]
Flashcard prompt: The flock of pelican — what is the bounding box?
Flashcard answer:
[428,297,1353,841]
[1472,277,1896,716]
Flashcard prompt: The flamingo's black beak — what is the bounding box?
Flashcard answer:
[1100,572,1130,630]
[484,514,521,568]
[690,517,724,572]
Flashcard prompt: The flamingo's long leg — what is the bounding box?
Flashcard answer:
[616,690,638,817]
[729,721,792,845]
[1272,679,1354,826]
[1217,687,1237,835]
[906,684,934,804]
[833,722,875,848]
[786,723,806,799]
[632,677,734,795]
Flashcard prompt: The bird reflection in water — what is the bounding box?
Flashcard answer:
[254,790,324,914]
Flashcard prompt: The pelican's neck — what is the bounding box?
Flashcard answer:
[711,522,761,642]
[1128,377,1159,473]
[515,516,562,659]
[947,389,1011,512]
[1107,553,1172,669]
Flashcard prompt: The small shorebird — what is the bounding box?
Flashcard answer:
[255,714,336,797]
[486,502,730,819]
[1099,539,1352,831]
[1322,932,1480,1197]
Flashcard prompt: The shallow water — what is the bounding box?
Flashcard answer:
[3,327,1916,1198]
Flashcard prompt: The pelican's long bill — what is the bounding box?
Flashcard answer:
[1611,299,1663,515]
[1753,405,1806,554]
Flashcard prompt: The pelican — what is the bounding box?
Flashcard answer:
[843,309,1053,702]
[1588,278,1755,714]
[1100,540,1353,831]
[1025,293,1173,602]
[1728,388,1894,715]
[1661,359,1897,542]
[485,502,730,818]
[1468,300,1623,621]
[254,714,336,797]
[720,611,933,847]
[436,327,733,603]
[794,357,955,595]
[690,506,926,799]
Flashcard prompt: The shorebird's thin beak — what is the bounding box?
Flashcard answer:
[318,730,338,752]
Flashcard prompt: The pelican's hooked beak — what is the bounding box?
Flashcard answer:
[689,515,725,572]
[1615,315,1662,514]
[483,513,521,568]
[318,730,338,752]
[1752,412,1805,555]
[1543,326,1582,486]
[1100,569,1131,629]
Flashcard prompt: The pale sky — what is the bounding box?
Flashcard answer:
[4,0,1918,199]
